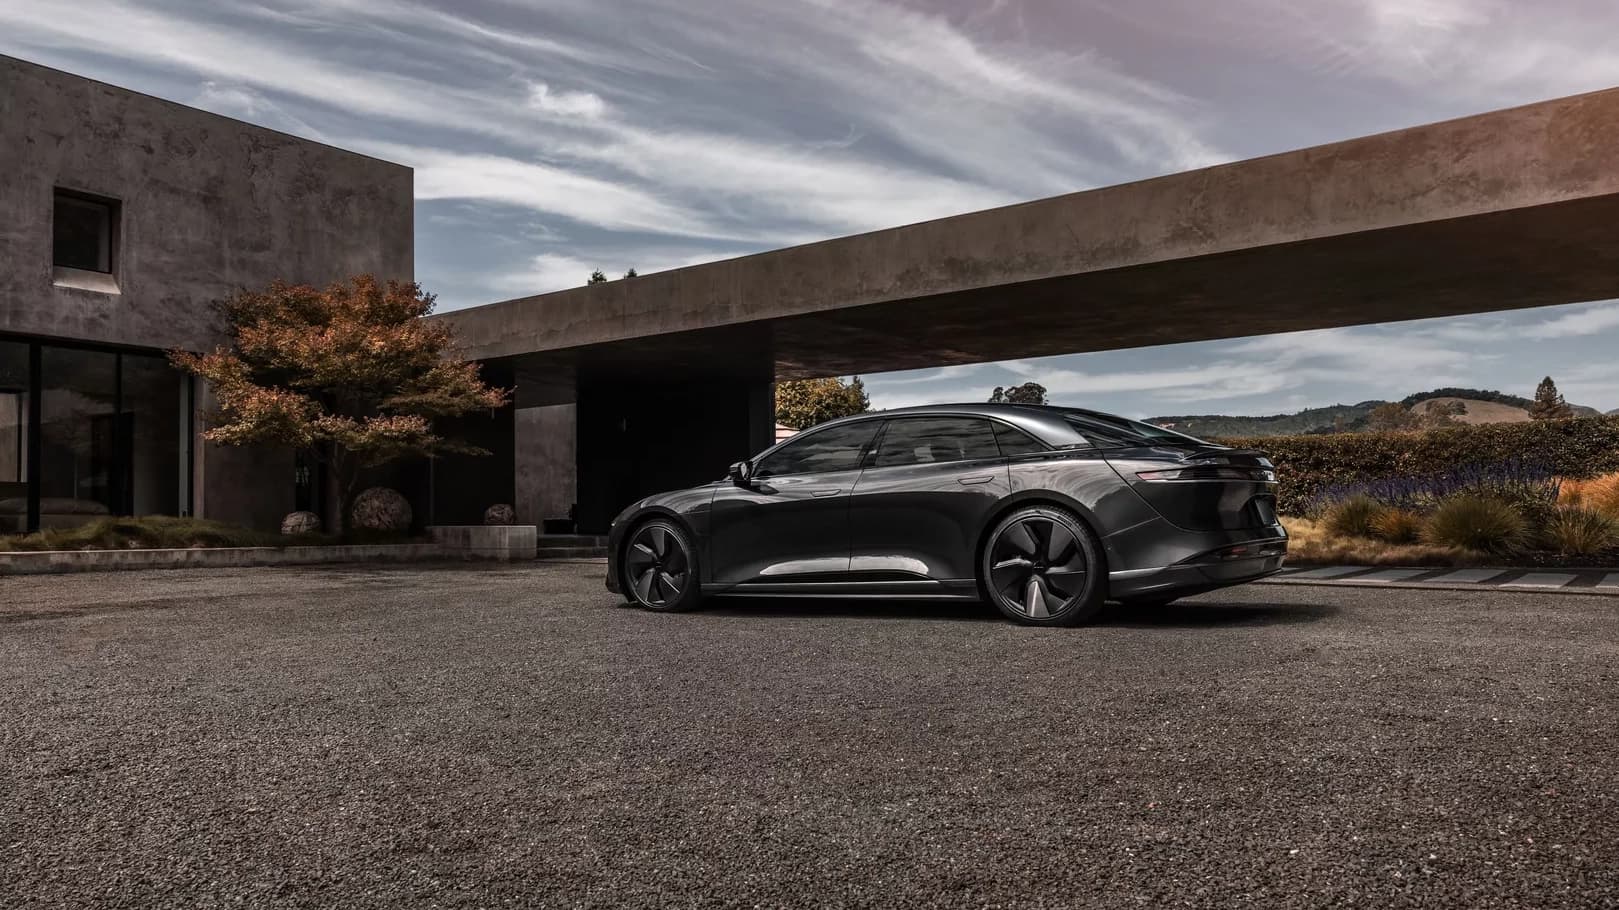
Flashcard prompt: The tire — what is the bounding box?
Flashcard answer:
[980,505,1106,626]
[620,519,704,612]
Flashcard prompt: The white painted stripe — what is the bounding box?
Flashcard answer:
[1596,573,1619,590]
[1351,568,1426,583]
[1286,566,1369,579]
[1503,573,1578,588]
[1425,569,1509,585]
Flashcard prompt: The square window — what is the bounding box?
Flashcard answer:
[53,191,117,273]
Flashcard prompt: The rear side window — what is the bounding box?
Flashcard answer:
[755,420,879,477]
[1061,410,1209,448]
[992,422,1049,456]
[872,417,1000,468]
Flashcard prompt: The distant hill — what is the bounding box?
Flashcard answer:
[1148,388,1601,437]
[1410,397,1531,425]
[1146,403,1379,438]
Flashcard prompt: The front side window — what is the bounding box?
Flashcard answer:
[872,417,1001,468]
[755,420,879,477]
[53,191,116,273]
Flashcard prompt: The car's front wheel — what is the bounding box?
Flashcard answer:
[981,505,1106,626]
[621,519,704,612]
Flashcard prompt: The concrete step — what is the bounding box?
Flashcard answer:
[536,534,608,547]
[536,535,608,560]
[535,546,608,559]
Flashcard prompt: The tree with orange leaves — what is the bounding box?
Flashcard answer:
[171,275,510,531]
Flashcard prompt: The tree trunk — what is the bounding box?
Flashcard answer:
[322,442,345,535]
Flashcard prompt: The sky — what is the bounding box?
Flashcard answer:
[4,0,1619,417]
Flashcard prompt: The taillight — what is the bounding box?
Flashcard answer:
[1136,466,1276,483]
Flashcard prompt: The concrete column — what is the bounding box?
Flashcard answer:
[515,403,577,527]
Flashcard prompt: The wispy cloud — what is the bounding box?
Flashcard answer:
[527,83,607,119]
[1522,302,1619,339]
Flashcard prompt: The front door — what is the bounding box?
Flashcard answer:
[847,416,1011,583]
[708,418,881,586]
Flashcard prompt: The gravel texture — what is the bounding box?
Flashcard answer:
[2,564,1617,909]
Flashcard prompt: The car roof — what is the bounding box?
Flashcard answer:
[770,402,1102,453]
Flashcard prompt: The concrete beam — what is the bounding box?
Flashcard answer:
[441,86,1619,379]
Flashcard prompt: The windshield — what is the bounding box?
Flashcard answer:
[1058,409,1212,448]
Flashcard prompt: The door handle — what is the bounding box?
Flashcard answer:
[811,489,843,497]
[958,474,994,485]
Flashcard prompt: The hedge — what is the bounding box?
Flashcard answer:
[1218,416,1619,515]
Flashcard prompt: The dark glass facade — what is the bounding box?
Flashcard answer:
[0,336,191,534]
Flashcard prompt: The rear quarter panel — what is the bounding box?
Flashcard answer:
[1006,451,1163,572]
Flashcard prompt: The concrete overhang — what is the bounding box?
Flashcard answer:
[439,86,1619,383]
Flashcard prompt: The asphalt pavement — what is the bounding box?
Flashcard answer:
[2,564,1617,908]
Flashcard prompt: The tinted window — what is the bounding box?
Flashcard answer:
[54,192,115,273]
[872,417,1000,468]
[755,420,878,477]
[992,422,1049,456]
[1060,410,1209,448]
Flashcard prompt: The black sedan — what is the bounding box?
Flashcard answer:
[606,404,1287,625]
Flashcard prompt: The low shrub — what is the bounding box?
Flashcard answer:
[1220,416,1619,515]
[1323,494,1384,538]
[1539,506,1619,555]
[1370,508,1423,544]
[1421,496,1528,555]
[1308,458,1560,519]
[1560,472,1619,517]
[1282,517,1478,566]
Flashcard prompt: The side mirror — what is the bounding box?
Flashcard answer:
[728,461,753,485]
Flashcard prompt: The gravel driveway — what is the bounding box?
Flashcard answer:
[2,563,1617,908]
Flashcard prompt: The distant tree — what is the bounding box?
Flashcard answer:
[587,270,608,285]
[776,376,871,430]
[170,276,510,532]
[1530,376,1574,420]
[1366,402,1422,432]
[623,268,638,279]
[1418,399,1467,428]
[988,382,1049,405]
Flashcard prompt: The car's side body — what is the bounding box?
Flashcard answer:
[606,403,1287,604]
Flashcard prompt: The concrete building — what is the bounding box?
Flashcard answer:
[0,56,413,533]
[438,85,1619,533]
[8,54,1619,538]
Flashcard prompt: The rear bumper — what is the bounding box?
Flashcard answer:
[1107,535,1288,601]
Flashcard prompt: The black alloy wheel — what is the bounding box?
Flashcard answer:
[982,506,1105,626]
[622,520,702,611]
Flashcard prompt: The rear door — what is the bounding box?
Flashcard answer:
[708,419,880,586]
[846,416,1011,583]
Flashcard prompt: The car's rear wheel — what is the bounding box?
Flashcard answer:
[981,505,1105,626]
[622,519,703,612]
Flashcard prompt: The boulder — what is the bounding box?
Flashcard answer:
[483,503,517,526]
[350,487,412,532]
[280,510,322,536]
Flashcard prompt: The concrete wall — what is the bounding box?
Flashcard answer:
[0,55,414,352]
[0,56,414,530]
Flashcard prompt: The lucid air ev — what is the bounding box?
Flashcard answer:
[606,404,1287,626]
